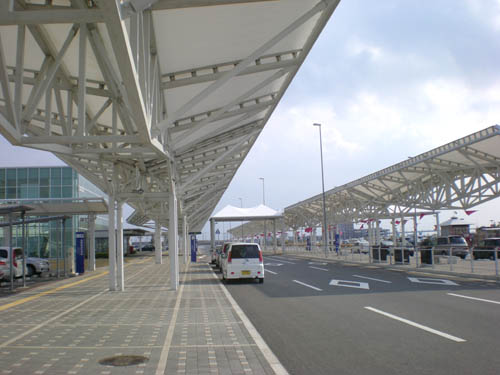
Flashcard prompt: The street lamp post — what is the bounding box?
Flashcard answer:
[259,177,266,249]
[313,123,328,257]
[238,197,244,240]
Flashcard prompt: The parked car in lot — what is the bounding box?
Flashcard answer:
[350,238,370,254]
[26,257,50,276]
[434,235,469,259]
[472,238,500,260]
[141,244,155,251]
[220,242,264,283]
[0,247,26,280]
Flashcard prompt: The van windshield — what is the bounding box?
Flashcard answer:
[230,245,260,259]
[449,236,466,245]
[0,249,7,258]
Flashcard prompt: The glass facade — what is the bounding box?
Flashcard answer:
[0,166,106,259]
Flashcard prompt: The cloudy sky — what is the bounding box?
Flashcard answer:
[1,0,500,236]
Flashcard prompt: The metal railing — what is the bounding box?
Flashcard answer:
[283,244,500,278]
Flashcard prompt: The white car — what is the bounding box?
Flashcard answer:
[221,242,264,283]
[0,247,26,280]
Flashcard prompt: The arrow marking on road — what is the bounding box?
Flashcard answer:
[329,279,369,290]
[408,277,458,286]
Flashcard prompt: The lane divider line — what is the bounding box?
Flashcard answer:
[447,293,500,305]
[209,265,289,375]
[309,266,328,272]
[364,306,466,343]
[267,257,296,264]
[353,275,392,283]
[292,280,323,292]
[265,269,278,275]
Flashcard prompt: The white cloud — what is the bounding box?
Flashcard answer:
[346,36,383,61]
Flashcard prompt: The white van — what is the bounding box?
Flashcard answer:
[221,243,264,283]
[0,247,26,280]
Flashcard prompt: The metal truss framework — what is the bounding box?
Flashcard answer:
[285,126,500,230]
[0,0,340,239]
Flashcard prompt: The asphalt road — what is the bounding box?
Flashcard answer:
[209,253,500,375]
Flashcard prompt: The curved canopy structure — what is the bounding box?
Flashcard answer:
[285,125,500,228]
[0,0,340,233]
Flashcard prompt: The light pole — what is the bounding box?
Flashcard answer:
[313,123,328,257]
[238,197,244,240]
[259,177,266,249]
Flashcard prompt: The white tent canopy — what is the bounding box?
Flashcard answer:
[212,204,282,222]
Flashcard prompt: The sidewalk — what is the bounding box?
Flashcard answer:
[0,256,283,375]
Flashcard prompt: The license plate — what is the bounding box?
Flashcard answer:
[241,270,251,275]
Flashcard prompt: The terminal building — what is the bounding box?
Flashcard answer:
[0,166,108,259]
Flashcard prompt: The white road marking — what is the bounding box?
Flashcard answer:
[308,262,327,266]
[267,257,296,264]
[330,279,369,290]
[210,266,289,375]
[264,269,277,275]
[292,280,323,292]
[447,293,500,305]
[263,263,283,267]
[353,275,392,284]
[309,266,329,271]
[408,277,458,286]
[365,307,466,343]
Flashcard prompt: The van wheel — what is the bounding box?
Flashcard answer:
[259,278,264,284]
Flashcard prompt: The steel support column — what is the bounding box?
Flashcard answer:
[88,213,96,271]
[116,201,124,291]
[108,195,116,291]
[169,181,179,290]
[154,219,162,264]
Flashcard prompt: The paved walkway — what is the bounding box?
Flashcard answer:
[0,255,282,375]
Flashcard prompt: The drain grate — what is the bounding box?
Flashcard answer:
[99,355,149,367]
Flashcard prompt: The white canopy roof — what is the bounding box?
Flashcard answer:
[212,204,282,222]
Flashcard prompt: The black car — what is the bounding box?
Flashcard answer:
[141,244,155,251]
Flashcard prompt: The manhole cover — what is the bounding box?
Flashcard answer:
[99,355,149,367]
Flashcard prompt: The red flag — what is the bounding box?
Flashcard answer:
[419,213,428,220]
[465,210,477,216]
[395,220,400,225]
[360,220,368,223]
[305,227,313,233]
[360,224,364,229]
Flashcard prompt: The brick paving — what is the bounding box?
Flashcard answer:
[0,256,277,375]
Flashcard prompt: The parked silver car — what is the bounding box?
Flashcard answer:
[26,257,50,277]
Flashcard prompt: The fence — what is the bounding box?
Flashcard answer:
[284,244,499,278]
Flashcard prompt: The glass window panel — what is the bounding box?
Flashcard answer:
[0,187,5,199]
[20,186,28,198]
[62,186,72,198]
[40,168,49,186]
[6,169,16,186]
[28,168,39,185]
[50,168,61,186]
[50,186,61,198]
[28,186,38,198]
[0,169,5,187]
[40,186,49,198]
[6,187,16,199]
[18,168,27,185]
[62,167,73,185]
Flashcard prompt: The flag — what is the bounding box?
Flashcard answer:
[305,227,313,233]
[360,224,364,229]
[395,220,400,225]
[419,213,429,220]
[465,210,477,216]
